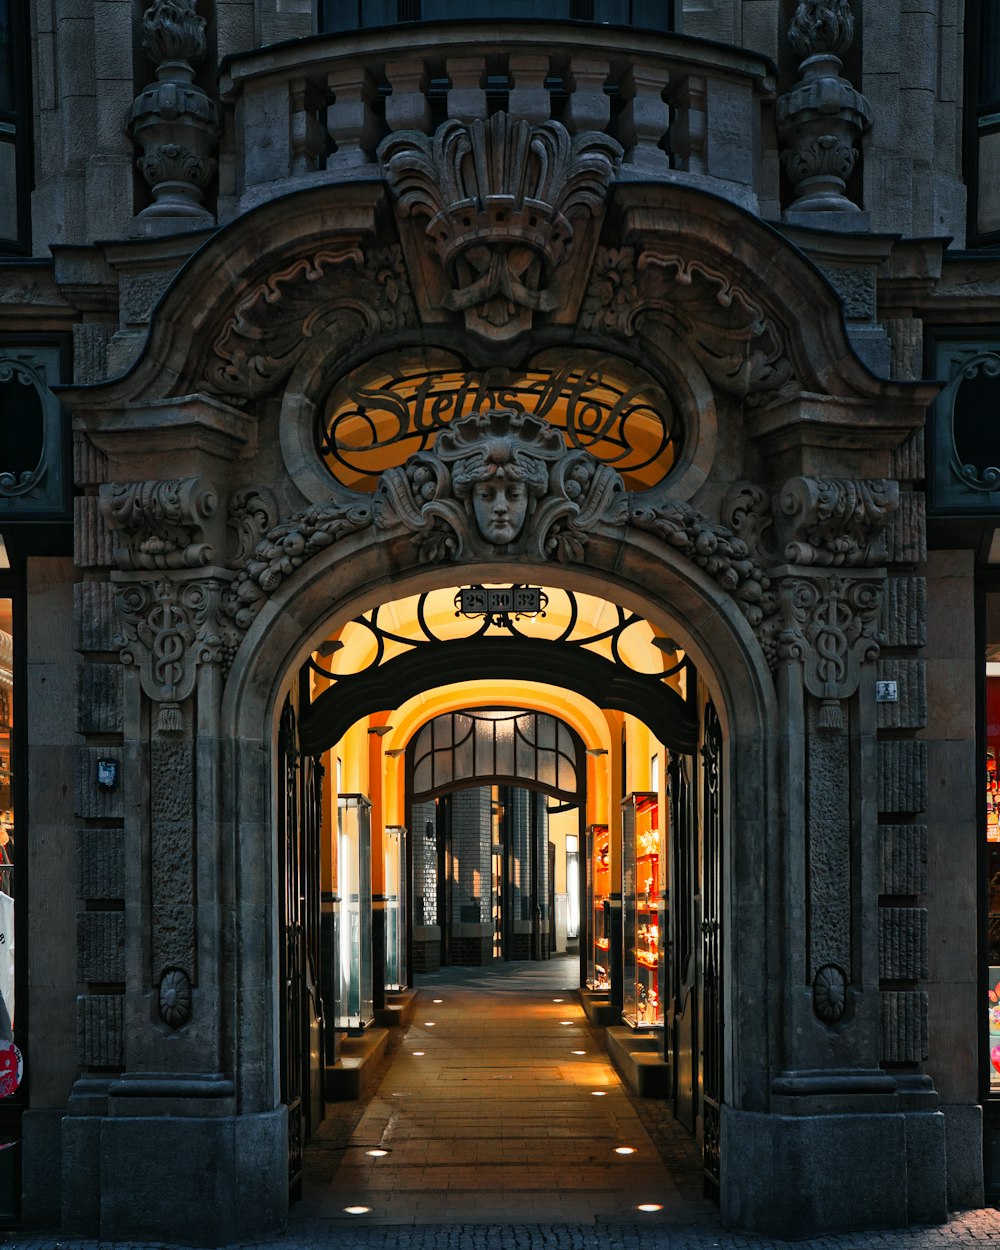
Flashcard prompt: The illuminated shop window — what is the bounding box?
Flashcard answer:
[0,598,18,1219]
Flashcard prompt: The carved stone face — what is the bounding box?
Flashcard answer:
[472,479,528,545]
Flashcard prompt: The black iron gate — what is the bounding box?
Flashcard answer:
[700,699,724,1199]
[669,751,697,1133]
[277,694,325,1202]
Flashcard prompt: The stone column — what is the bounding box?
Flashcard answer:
[722,475,946,1235]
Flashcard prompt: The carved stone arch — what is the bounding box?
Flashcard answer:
[220,530,779,1116]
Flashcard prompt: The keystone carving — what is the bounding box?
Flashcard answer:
[100,478,220,571]
[379,115,621,341]
[777,0,872,213]
[203,244,416,404]
[374,408,628,563]
[581,248,797,405]
[127,0,221,222]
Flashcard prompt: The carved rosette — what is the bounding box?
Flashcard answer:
[777,0,872,213]
[158,967,192,1028]
[379,115,621,341]
[127,0,221,221]
[813,963,848,1023]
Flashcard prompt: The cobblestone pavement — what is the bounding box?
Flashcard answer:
[4,960,999,1250]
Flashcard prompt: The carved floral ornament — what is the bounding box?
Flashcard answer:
[103,418,899,723]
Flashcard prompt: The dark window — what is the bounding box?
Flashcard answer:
[319,0,674,34]
[968,2,1000,244]
[0,0,29,252]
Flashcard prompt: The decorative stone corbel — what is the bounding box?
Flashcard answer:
[127,0,221,223]
[100,478,222,571]
[776,0,872,213]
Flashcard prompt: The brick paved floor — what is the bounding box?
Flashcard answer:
[4,958,1000,1249]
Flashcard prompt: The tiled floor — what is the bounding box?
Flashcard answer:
[300,958,715,1227]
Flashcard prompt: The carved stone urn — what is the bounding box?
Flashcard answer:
[127,0,221,221]
[776,0,872,213]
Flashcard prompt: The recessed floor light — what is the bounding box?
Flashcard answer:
[615,1147,636,1155]
[591,1090,606,1097]
[559,1020,573,1026]
[433,998,443,1003]
[344,1206,371,1214]
[366,1149,389,1157]
[412,1050,425,1056]
[553,998,564,1002]
[571,1050,586,1055]
[424,1021,436,1026]
[637,1203,663,1212]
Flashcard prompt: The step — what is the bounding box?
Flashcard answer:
[578,988,621,1026]
[605,1025,671,1099]
[374,988,418,1029]
[324,1026,389,1101]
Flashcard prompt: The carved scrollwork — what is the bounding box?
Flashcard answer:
[581,248,798,406]
[202,243,416,404]
[116,578,226,727]
[379,115,621,341]
[227,485,279,567]
[100,478,220,571]
[778,477,899,567]
[374,408,628,563]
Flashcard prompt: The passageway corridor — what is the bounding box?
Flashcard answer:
[298,958,713,1226]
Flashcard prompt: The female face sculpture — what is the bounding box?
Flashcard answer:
[471,476,529,545]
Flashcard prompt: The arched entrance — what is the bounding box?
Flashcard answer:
[60,153,934,1239]
[257,558,753,1210]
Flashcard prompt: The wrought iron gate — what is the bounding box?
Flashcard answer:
[669,751,697,1133]
[277,695,325,1202]
[700,699,724,1199]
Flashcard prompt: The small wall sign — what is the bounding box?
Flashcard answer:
[875,680,899,703]
[96,758,119,789]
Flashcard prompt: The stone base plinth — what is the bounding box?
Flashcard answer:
[721,1105,947,1235]
[61,1107,287,1244]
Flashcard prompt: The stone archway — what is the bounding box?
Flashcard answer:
[62,137,936,1239]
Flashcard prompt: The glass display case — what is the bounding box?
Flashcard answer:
[622,792,664,1029]
[384,824,407,992]
[586,824,610,990]
[337,794,373,1030]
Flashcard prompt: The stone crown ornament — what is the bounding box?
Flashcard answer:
[379,115,621,340]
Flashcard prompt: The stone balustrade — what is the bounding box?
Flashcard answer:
[218,22,777,217]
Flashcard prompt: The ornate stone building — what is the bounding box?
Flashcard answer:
[0,0,996,1242]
